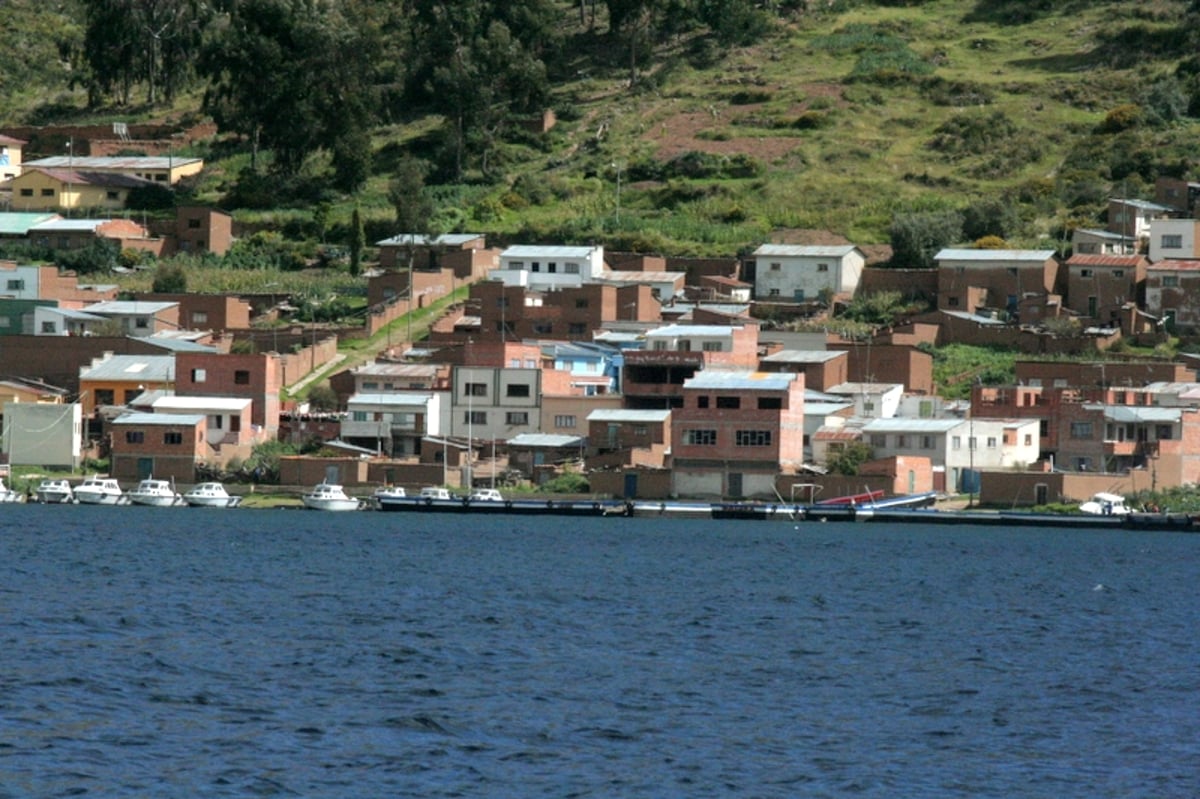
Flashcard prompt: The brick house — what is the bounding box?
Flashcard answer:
[585,408,672,469]
[342,392,441,456]
[623,323,762,409]
[79,353,176,415]
[375,233,495,279]
[174,351,282,436]
[83,300,179,336]
[1055,401,1200,485]
[1145,260,1200,332]
[1064,253,1147,323]
[935,248,1059,316]
[160,206,233,256]
[28,217,162,255]
[132,292,251,332]
[672,370,805,499]
[472,280,658,341]
[109,411,206,482]
[757,349,849,392]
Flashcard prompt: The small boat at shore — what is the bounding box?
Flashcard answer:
[74,475,127,506]
[0,478,25,503]
[183,482,242,508]
[1079,492,1130,516]
[128,477,186,507]
[35,478,74,504]
[302,481,362,511]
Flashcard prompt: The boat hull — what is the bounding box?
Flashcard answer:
[302,498,362,512]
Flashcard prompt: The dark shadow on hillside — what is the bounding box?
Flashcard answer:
[1010,22,1192,73]
[962,0,1086,25]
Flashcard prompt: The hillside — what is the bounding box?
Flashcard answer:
[2,1,1198,257]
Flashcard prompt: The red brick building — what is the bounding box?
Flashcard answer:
[174,351,282,435]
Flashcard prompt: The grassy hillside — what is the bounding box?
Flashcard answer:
[3,0,1197,256]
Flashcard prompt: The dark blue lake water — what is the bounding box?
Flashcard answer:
[1,505,1197,798]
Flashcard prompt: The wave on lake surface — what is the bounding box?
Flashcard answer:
[1,506,1197,798]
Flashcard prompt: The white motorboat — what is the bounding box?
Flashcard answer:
[372,485,407,509]
[0,478,24,503]
[74,476,127,505]
[418,486,452,500]
[35,478,75,504]
[183,482,242,508]
[128,477,185,507]
[302,481,362,511]
[468,488,504,502]
[1079,492,1130,516]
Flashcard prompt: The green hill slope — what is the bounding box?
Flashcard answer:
[3,0,1197,256]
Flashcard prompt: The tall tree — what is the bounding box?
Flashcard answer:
[348,204,364,277]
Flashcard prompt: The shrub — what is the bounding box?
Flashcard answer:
[152,262,188,293]
[1098,104,1142,134]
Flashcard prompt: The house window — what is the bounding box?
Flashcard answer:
[164,431,183,445]
[863,401,875,416]
[209,415,223,430]
[353,411,367,421]
[125,431,145,444]
[6,279,24,290]
[948,297,959,307]
[677,339,691,351]
[968,437,977,450]
[871,435,887,447]
[155,174,167,182]
[1080,269,1092,278]
[94,389,114,406]
[533,322,553,334]
[1156,425,1173,440]
[1162,275,1179,288]
[987,437,998,448]
[716,396,741,409]
[575,298,589,308]
[555,415,576,428]
[684,429,717,446]
[702,341,722,352]
[895,435,908,448]
[547,262,557,273]
[817,263,829,272]
[769,289,780,297]
[509,261,524,270]
[653,341,668,350]
[506,384,531,398]
[735,430,772,446]
[135,317,150,329]
[19,188,32,197]
[1113,270,1124,278]
[123,388,140,403]
[465,382,487,397]
[1161,234,1183,249]
[952,436,962,450]
[192,368,206,382]
[106,191,119,200]
[1024,434,1033,446]
[506,412,529,426]
[758,397,782,410]
[1070,422,1093,438]
[921,436,935,450]
[530,261,541,272]
[41,188,54,197]
[41,321,56,334]
[464,410,487,425]
[362,381,379,390]
[568,323,587,335]
[697,396,710,409]
[565,263,580,274]
[188,218,202,229]
[234,370,250,385]
[770,262,781,271]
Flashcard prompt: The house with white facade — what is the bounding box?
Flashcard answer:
[2,401,83,468]
[84,300,180,336]
[1148,218,1200,261]
[827,382,904,419]
[150,395,257,448]
[32,306,107,336]
[342,392,441,456]
[492,244,606,291]
[449,365,542,443]
[751,244,865,301]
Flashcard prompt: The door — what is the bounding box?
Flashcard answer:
[137,457,153,480]
[623,472,638,499]
[727,472,743,499]
[1035,483,1049,506]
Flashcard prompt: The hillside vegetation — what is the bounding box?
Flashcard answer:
[3,0,1200,258]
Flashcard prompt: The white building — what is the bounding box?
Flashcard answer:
[343,392,441,456]
[492,245,606,291]
[1148,218,1200,261]
[150,395,254,447]
[751,244,865,301]
[449,365,542,442]
[827,382,904,419]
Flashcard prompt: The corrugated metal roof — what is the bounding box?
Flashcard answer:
[1148,260,1200,271]
[862,418,964,433]
[761,349,842,364]
[1066,253,1144,267]
[935,248,1057,261]
[647,323,740,337]
[0,212,60,235]
[80,354,175,382]
[501,244,598,259]
[87,300,178,314]
[684,371,795,391]
[24,156,203,170]
[347,393,434,407]
[805,402,854,415]
[1111,198,1173,212]
[353,362,440,377]
[753,244,859,257]
[375,232,484,246]
[598,270,685,282]
[29,219,108,233]
[586,409,671,422]
[44,307,105,321]
[112,411,204,426]
[507,433,586,447]
[1083,404,1181,423]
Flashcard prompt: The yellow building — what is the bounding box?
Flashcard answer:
[21,155,203,185]
[9,168,159,212]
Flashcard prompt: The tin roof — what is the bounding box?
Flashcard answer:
[507,433,586,448]
[347,393,435,407]
[935,248,1057,262]
[753,244,859,258]
[501,244,599,259]
[24,155,203,170]
[0,212,61,236]
[862,418,964,433]
[761,349,843,364]
[152,396,250,412]
[112,411,204,426]
[80,354,175,382]
[684,371,795,391]
[586,409,671,422]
